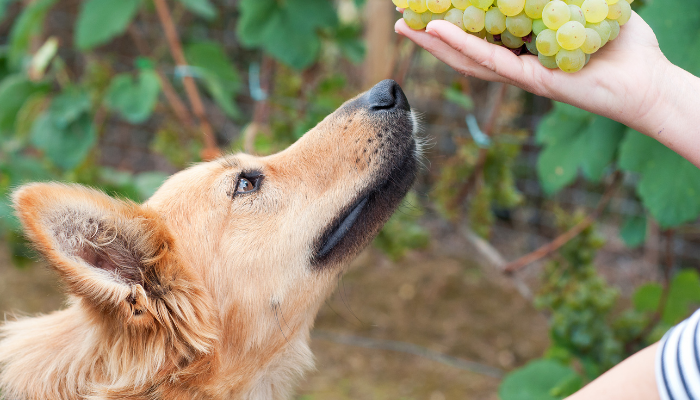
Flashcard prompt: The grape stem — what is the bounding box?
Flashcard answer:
[502,170,623,274]
[152,0,220,161]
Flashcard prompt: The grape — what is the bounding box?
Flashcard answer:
[432,11,448,19]
[538,53,559,69]
[506,11,533,37]
[463,6,486,32]
[581,0,608,23]
[586,19,611,45]
[421,11,434,24]
[616,0,631,25]
[471,28,488,38]
[525,38,539,55]
[605,0,618,4]
[408,0,429,12]
[556,48,586,72]
[524,0,548,19]
[542,1,571,30]
[501,29,524,48]
[486,33,503,44]
[393,0,410,7]
[427,0,452,13]
[471,0,495,9]
[536,28,560,56]
[556,21,586,50]
[532,18,547,35]
[568,5,586,24]
[444,8,467,29]
[485,7,507,34]
[403,8,427,29]
[452,0,472,9]
[606,2,621,19]
[580,28,601,53]
[498,0,526,17]
[607,18,620,40]
[565,0,585,6]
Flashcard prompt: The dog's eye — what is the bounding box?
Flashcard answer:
[235,173,263,195]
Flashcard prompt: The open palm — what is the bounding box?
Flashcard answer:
[395,11,668,128]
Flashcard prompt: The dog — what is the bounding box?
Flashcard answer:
[0,79,419,399]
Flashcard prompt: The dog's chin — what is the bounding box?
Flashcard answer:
[311,147,417,270]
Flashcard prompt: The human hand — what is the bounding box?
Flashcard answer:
[395,11,670,131]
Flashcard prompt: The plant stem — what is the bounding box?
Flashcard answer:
[152,0,220,161]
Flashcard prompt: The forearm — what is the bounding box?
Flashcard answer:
[566,342,660,400]
[630,63,700,168]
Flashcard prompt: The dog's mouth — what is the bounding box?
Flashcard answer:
[312,150,416,268]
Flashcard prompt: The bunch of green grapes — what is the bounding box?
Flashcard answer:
[395,0,634,73]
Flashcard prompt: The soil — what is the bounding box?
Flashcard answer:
[0,243,549,399]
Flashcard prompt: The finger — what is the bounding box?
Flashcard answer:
[395,19,512,84]
[425,20,558,96]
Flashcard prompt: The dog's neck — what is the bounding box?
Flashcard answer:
[0,301,316,400]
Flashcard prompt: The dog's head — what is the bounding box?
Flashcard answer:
[7,80,418,396]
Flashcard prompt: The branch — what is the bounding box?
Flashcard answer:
[503,171,623,274]
[127,23,195,129]
[311,329,504,379]
[152,0,220,161]
[448,82,509,213]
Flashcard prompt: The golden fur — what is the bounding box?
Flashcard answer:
[0,81,418,400]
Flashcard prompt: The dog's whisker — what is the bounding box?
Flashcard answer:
[337,276,365,326]
[272,304,290,345]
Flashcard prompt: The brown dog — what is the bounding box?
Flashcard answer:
[0,80,419,399]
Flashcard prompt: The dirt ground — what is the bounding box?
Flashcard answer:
[0,240,549,399]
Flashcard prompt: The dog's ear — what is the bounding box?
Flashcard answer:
[12,183,181,320]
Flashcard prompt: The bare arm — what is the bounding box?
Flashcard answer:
[395,12,700,168]
[566,342,660,400]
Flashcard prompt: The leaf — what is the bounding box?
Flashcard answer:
[0,74,48,136]
[620,215,646,248]
[663,270,700,325]
[237,0,338,69]
[134,171,168,200]
[499,359,581,400]
[75,0,142,50]
[176,0,217,19]
[8,0,57,69]
[633,283,662,313]
[333,24,366,64]
[30,112,96,170]
[105,68,161,124]
[48,87,91,128]
[443,87,474,111]
[536,103,625,194]
[619,130,700,228]
[639,0,700,77]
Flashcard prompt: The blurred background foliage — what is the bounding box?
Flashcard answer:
[0,0,699,398]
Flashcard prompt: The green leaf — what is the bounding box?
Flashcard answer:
[443,87,474,111]
[633,283,662,313]
[620,215,646,248]
[619,131,700,228]
[48,87,91,128]
[0,74,48,135]
[237,0,338,69]
[8,0,57,69]
[176,0,217,19]
[134,171,168,200]
[75,0,142,50]
[105,68,161,124]
[333,24,366,64]
[639,0,700,77]
[30,112,96,170]
[663,270,700,325]
[184,41,242,119]
[536,103,625,194]
[499,359,581,400]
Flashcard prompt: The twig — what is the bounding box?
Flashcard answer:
[127,24,195,129]
[503,171,623,274]
[311,329,504,379]
[448,82,509,213]
[152,0,220,161]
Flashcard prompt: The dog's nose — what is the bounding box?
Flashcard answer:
[368,79,410,112]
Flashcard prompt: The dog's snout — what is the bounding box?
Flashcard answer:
[368,79,410,112]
